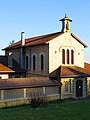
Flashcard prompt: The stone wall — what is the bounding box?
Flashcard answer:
[25,44,49,76]
[5,44,49,76]
[61,77,87,99]
[49,32,85,73]
[87,77,90,96]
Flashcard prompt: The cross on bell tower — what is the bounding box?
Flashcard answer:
[60,14,72,33]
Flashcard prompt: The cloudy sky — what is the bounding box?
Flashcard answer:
[0,0,90,63]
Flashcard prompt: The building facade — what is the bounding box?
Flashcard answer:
[2,15,90,101]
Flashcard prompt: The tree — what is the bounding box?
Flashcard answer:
[9,40,15,46]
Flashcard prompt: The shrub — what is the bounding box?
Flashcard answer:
[30,96,48,108]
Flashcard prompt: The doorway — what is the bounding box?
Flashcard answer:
[76,80,83,97]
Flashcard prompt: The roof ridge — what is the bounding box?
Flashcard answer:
[27,31,61,39]
[3,31,62,50]
[25,31,61,44]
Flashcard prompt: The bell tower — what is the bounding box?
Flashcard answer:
[60,14,72,33]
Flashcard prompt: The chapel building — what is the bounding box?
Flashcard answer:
[3,15,90,99]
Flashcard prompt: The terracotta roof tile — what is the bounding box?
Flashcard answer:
[60,65,90,77]
[0,77,61,90]
[0,63,14,73]
[50,65,90,78]
[3,32,87,50]
[84,62,90,74]
[0,56,26,73]
[3,32,63,50]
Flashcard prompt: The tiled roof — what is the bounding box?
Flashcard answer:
[84,62,90,74]
[60,65,90,77]
[3,31,87,50]
[0,77,61,90]
[0,63,14,73]
[0,56,26,73]
[50,65,90,78]
[4,32,62,50]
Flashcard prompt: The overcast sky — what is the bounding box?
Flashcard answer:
[0,0,90,63]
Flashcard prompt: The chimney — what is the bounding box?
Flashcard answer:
[8,52,13,68]
[20,32,25,68]
[21,32,25,46]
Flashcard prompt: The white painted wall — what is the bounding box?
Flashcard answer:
[0,74,9,79]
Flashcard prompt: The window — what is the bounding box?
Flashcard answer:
[26,56,28,70]
[4,89,24,100]
[62,49,65,64]
[67,49,69,64]
[89,81,90,89]
[33,55,36,70]
[31,54,37,71]
[71,50,74,64]
[12,75,20,78]
[65,81,71,93]
[41,54,44,71]
[65,81,68,92]
[69,79,72,93]
[45,87,59,96]
[61,48,74,65]
[26,88,43,98]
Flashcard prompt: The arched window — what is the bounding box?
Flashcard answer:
[62,49,65,64]
[65,81,68,92]
[71,50,74,64]
[67,49,69,64]
[33,55,36,70]
[89,81,90,89]
[26,56,28,70]
[65,81,71,92]
[41,54,44,71]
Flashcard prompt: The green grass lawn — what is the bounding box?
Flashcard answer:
[0,99,90,120]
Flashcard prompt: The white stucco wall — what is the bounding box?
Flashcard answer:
[0,74,9,79]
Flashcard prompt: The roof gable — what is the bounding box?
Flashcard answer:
[60,65,90,77]
[3,32,87,50]
[3,32,63,50]
[50,65,90,78]
[71,33,87,48]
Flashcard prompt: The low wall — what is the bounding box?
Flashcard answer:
[0,95,60,108]
[0,86,60,108]
[0,99,29,108]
